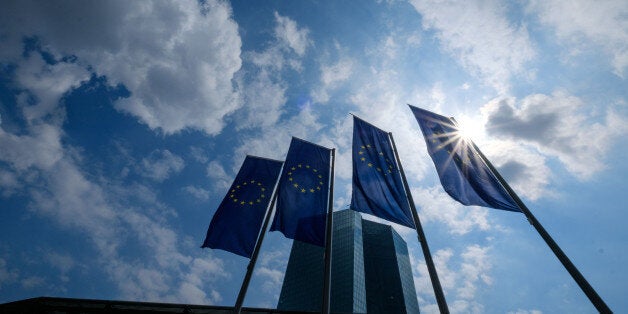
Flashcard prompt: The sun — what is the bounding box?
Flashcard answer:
[454,115,485,142]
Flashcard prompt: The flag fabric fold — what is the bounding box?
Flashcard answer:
[409,105,520,212]
[351,116,415,228]
[270,137,332,247]
[202,155,283,258]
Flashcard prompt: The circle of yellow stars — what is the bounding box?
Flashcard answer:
[287,164,324,193]
[228,179,267,206]
[358,144,394,176]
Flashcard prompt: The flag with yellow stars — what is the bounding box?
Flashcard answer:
[351,116,415,228]
[271,137,332,247]
[202,155,283,258]
[409,105,520,212]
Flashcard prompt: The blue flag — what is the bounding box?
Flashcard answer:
[409,105,520,212]
[351,116,415,228]
[202,155,283,258]
[271,137,332,247]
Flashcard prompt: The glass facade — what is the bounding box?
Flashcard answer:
[362,220,420,314]
[277,210,419,314]
[330,209,367,313]
[276,240,324,311]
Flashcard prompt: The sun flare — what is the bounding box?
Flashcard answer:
[454,115,485,142]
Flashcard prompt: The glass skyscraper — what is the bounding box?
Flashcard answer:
[277,209,419,313]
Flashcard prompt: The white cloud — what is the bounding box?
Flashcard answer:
[0,123,64,171]
[413,245,493,314]
[256,249,289,294]
[140,149,185,182]
[234,11,313,131]
[409,0,536,92]
[183,185,211,201]
[0,168,20,197]
[458,245,492,299]
[312,58,354,103]
[274,12,311,56]
[482,140,552,201]
[236,69,287,130]
[233,104,324,164]
[15,53,90,124]
[412,186,491,235]
[189,146,209,164]
[528,0,628,77]
[0,49,228,303]
[0,0,243,135]
[0,258,19,288]
[507,310,543,314]
[206,161,231,191]
[46,252,75,274]
[21,276,45,289]
[482,91,628,179]
[176,257,227,304]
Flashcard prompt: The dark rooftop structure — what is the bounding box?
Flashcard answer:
[0,297,316,314]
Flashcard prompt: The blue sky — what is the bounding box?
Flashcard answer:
[0,0,626,313]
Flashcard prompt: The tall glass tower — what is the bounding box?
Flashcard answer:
[277,209,419,313]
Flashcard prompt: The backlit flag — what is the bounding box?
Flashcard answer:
[271,137,332,247]
[202,155,283,258]
[409,105,520,212]
[351,116,415,228]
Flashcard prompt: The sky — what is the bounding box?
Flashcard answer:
[0,0,626,313]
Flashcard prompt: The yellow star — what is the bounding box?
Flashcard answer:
[301,188,306,193]
[251,180,255,183]
[261,188,265,191]
[366,144,371,148]
[257,199,261,203]
[359,151,364,155]
[229,194,234,198]
[379,152,384,156]
[298,164,302,168]
[368,163,373,167]
[240,201,245,205]
[317,186,321,190]
[288,177,293,181]
[236,185,240,188]
[293,183,298,188]
[310,189,315,193]
[360,157,366,161]
[313,169,318,172]
[306,165,310,168]
[261,194,265,198]
[291,167,296,170]
[361,145,365,149]
[243,182,247,185]
[249,201,253,205]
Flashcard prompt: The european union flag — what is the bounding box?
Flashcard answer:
[271,137,332,247]
[409,105,520,212]
[202,155,283,258]
[351,116,415,228]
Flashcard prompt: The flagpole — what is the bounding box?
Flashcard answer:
[234,186,280,314]
[389,133,450,314]
[322,148,335,314]
[451,120,612,314]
